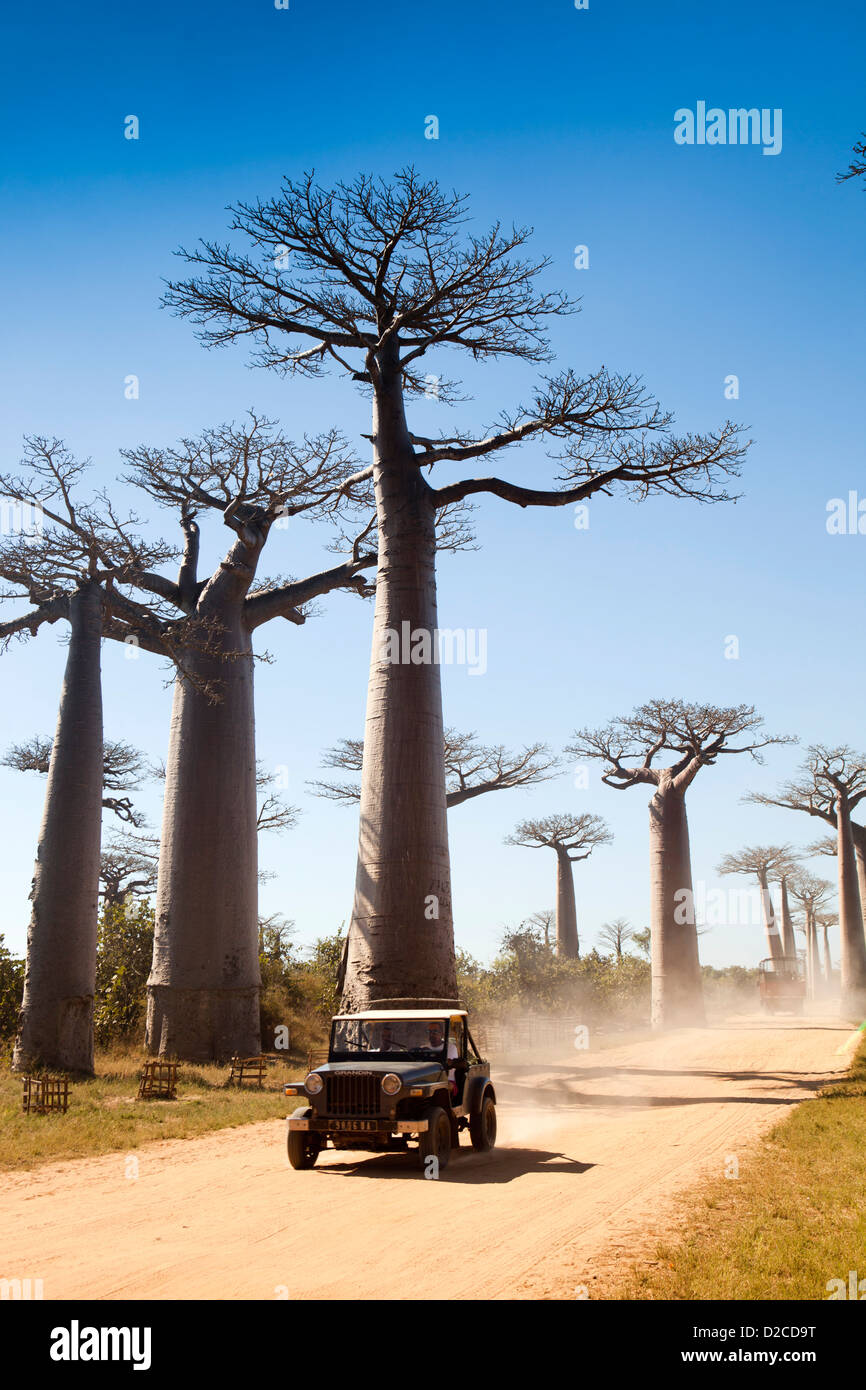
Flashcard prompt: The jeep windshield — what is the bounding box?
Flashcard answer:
[330,1018,447,1061]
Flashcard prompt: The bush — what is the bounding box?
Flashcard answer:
[0,934,25,1042]
[457,926,651,1028]
[93,899,155,1045]
[258,925,344,1058]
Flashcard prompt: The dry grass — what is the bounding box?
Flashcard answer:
[0,1044,307,1172]
[606,1034,866,1301]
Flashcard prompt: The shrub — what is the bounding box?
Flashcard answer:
[0,934,24,1042]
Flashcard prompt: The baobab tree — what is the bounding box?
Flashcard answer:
[788,871,835,998]
[99,831,160,909]
[771,853,802,959]
[98,763,298,911]
[716,845,795,963]
[597,918,635,960]
[311,730,558,809]
[805,833,866,938]
[569,701,791,1028]
[746,747,866,1015]
[4,736,151,827]
[0,437,172,1072]
[118,415,376,1060]
[504,813,612,958]
[164,169,748,1010]
[817,911,838,985]
[524,909,555,951]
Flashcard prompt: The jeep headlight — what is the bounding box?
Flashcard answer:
[304,1072,323,1094]
[381,1073,401,1096]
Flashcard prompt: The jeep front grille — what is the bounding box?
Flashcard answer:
[325,1072,382,1116]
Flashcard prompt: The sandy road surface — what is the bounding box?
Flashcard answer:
[0,1014,855,1301]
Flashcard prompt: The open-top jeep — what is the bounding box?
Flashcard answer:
[758,956,806,1015]
[285,1008,496,1172]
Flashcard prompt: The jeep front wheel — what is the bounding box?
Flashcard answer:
[418,1106,451,1173]
[287,1112,322,1170]
[470,1093,496,1152]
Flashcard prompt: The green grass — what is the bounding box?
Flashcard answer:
[0,1046,304,1172]
[607,1035,866,1300]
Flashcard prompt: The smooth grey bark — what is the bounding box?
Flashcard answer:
[146,611,259,1061]
[778,877,797,958]
[823,923,833,984]
[757,869,784,962]
[851,825,866,939]
[835,795,866,1017]
[649,778,704,1028]
[13,582,104,1073]
[555,847,579,958]
[342,343,456,1009]
[805,909,821,999]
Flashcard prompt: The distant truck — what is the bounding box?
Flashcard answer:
[758,956,806,1015]
[284,1007,496,1172]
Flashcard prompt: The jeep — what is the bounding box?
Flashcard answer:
[285,1008,496,1172]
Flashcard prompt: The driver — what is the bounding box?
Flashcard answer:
[370,1022,395,1052]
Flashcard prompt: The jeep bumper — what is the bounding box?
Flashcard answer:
[288,1116,428,1135]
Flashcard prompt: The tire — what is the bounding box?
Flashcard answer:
[470,1093,497,1152]
[287,1110,322,1170]
[418,1105,451,1173]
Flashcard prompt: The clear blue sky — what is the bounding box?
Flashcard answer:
[1,0,863,968]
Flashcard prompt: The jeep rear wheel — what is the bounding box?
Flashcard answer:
[418,1105,451,1173]
[287,1111,322,1170]
[470,1093,496,1152]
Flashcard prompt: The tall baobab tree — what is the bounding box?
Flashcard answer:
[717,845,795,963]
[523,909,555,951]
[311,730,558,808]
[504,813,611,958]
[570,701,791,1028]
[118,415,376,1060]
[164,169,748,1011]
[771,852,802,959]
[4,736,151,827]
[788,871,835,998]
[597,918,635,960]
[99,831,160,909]
[746,747,866,1016]
[0,437,172,1072]
[817,911,838,985]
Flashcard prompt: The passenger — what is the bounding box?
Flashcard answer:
[427,1021,459,1096]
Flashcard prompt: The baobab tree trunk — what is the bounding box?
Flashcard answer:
[648,779,704,1028]
[555,848,579,958]
[834,796,866,1018]
[804,909,820,999]
[342,344,456,1010]
[13,582,104,1073]
[850,823,866,939]
[779,878,797,958]
[146,614,260,1060]
[823,923,833,985]
[757,869,784,961]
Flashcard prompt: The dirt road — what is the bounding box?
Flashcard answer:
[1,1014,855,1300]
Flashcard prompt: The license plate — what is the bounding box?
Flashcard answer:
[330,1118,379,1132]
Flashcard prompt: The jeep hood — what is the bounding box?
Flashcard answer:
[316,1061,445,1084]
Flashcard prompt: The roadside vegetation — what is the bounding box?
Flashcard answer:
[607,1036,866,1300]
[0,1048,294,1173]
